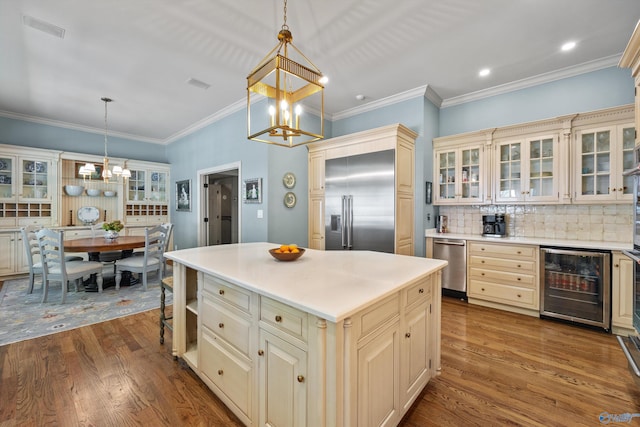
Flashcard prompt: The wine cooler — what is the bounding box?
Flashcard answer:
[540,247,611,331]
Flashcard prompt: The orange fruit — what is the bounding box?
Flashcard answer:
[280,244,289,252]
[291,248,299,253]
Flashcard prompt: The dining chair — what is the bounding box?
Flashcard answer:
[21,225,83,295]
[91,222,123,272]
[160,222,174,276]
[114,224,168,291]
[35,228,104,303]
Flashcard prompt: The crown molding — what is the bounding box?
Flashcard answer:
[0,109,162,144]
[441,55,622,108]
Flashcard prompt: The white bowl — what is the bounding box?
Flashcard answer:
[64,185,84,196]
[86,189,101,197]
[103,190,116,197]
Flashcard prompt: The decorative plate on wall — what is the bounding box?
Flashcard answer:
[283,172,296,189]
[284,191,296,208]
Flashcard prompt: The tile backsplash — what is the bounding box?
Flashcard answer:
[438,204,632,243]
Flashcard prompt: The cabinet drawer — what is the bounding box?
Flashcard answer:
[469,242,536,259]
[468,280,537,308]
[200,331,252,419]
[201,296,252,356]
[355,293,400,341]
[203,274,252,314]
[404,277,432,308]
[469,267,536,288]
[260,297,307,343]
[469,255,536,273]
[18,217,51,227]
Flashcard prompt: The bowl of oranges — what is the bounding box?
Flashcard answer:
[269,244,305,262]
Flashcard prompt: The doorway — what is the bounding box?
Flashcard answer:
[198,163,241,247]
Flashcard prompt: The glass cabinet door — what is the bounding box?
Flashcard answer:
[528,137,554,198]
[149,170,168,202]
[128,169,146,202]
[0,157,13,199]
[21,159,48,200]
[580,129,611,197]
[460,147,481,200]
[437,151,456,200]
[620,125,635,196]
[497,142,521,200]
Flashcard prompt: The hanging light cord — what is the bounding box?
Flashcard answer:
[282,0,288,30]
[103,98,109,158]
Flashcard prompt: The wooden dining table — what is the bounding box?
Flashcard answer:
[64,236,147,290]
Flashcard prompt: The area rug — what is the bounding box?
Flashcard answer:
[0,275,172,347]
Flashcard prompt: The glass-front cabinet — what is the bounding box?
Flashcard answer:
[127,168,168,203]
[434,144,484,205]
[494,135,559,203]
[574,124,634,203]
[124,161,170,228]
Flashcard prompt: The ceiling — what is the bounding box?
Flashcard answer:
[1,1,640,145]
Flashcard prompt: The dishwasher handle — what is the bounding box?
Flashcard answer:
[434,239,465,246]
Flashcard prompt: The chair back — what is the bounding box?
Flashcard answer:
[144,224,168,266]
[161,223,173,252]
[21,225,42,269]
[35,228,68,282]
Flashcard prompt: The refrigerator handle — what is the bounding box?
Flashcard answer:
[347,195,353,249]
[341,196,347,249]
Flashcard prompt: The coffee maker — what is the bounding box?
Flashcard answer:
[482,214,506,237]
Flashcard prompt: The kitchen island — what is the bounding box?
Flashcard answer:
[164,242,447,427]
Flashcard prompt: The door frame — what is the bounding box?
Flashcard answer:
[197,161,242,247]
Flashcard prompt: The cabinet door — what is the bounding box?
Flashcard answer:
[526,136,559,203]
[357,322,400,427]
[127,169,146,202]
[308,151,325,195]
[0,232,16,275]
[259,329,307,427]
[308,196,324,250]
[495,140,523,202]
[612,252,634,330]
[148,170,168,202]
[618,124,636,200]
[401,303,430,409]
[0,156,15,200]
[20,158,50,201]
[435,149,457,203]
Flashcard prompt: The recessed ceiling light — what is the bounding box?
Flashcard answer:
[479,68,491,77]
[561,41,576,52]
[186,77,210,90]
[355,94,365,101]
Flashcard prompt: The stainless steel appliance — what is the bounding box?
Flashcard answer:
[325,149,395,253]
[540,246,611,330]
[433,238,467,299]
[482,214,506,237]
[618,148,640,384]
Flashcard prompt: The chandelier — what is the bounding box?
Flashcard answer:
[247,0,327,148]
[80,97,131,183]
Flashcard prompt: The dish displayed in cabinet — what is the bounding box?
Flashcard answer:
[77,206,100,224]
[0,175,11,184]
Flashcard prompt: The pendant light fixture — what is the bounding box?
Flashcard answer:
[81,97,130,183]
[247,0,327,148]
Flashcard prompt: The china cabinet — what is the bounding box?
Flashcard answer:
[573,122,635,203]
[124,161,170,228]
[434,143,484,204]
[493,134,560,203]
[307,123,416,255]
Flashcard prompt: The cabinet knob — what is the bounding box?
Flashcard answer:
[517,251,521,254]
[612,188,617,192]
[405,332,411,338]
[218,323,224,328]
[615,264,619,268]
[481,248,485,251]
[517,264,521,268]
[517,294,522,298]
[418,288,424,294]
[619,188,625,192]
[481,260,485,264]
[258,350,264,356]
[218,369,224,375]
[219,289,225,295]
[517,277,521,281]
[481,272,485,276]
[275,315,282,322]
[481,288,485,292]
[297,375,305,383]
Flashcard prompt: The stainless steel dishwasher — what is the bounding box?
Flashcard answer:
[433,238,467,299]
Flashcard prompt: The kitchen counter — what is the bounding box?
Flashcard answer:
[425,228,632,251]
[166,242,447,426]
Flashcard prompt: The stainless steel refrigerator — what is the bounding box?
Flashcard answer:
[325,149,395,253]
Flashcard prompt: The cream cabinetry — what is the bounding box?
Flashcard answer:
[468,241,539,316]
[307,123,416,254]
[124,161,170,227]
[572,120,635,203]
[433,130,490,205]
[0,146,59,227]
[0,231,26,276]
[619,20,640,146]
[612,251,634,335]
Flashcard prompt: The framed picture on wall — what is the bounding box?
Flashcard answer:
[176,179,191,211]
[74,162,104,180]
[243,178,262,203]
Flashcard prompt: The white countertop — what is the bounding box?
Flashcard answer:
[164,242,447,322]
[424,228,632,251]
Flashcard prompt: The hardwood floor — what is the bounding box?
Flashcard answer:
[1,297,639,426]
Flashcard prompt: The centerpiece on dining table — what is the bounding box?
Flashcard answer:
[102,220,124,240]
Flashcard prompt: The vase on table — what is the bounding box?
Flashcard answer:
[104,230,119,240]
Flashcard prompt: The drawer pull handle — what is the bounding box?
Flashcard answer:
[517,251,521,254]
[219,289,225,295]
[517,294,521,298]
[517,277,521,281]
[218,369,224,375]
[481,287,485,292]
[517,264,521,268]
[481,260,485,264]
[405,332,411,338]
[481,248,485,251]
[258,350,264,356]
[218,323,224,328]
[297,375,305,383]
[275,315,283,322]
[418,288,424,294]
[481,272,485,276]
